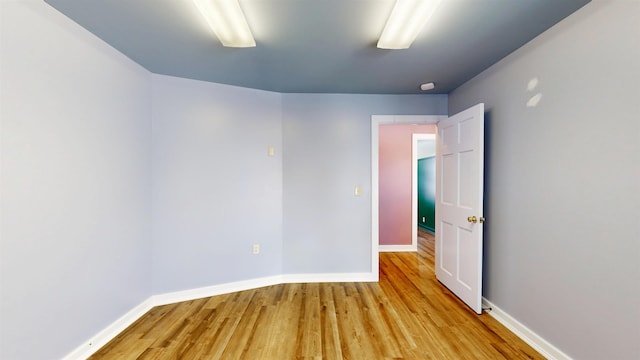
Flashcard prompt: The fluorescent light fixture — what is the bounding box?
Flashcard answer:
[378,0,443,49]
[193,0,255,47]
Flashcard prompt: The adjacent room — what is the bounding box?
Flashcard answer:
[1,0,638,359]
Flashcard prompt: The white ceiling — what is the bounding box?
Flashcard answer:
[44,0,591,94]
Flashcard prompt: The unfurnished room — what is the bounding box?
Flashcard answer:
[1,0,639,359]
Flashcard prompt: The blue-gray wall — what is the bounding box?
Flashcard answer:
[149,82,448,290]
[151,75,283,293]
[449,1,640,359]
[1,2,152,359]
[281,94,447,274]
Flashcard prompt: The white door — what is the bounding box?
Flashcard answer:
[435,103,485,314]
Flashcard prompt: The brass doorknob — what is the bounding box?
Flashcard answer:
[467,216,477,223]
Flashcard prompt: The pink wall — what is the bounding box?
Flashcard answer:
[379,124,436,246]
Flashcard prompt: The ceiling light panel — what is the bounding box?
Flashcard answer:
[193,0,256,47]
[378,0,443,49]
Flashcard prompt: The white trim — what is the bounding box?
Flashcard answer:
[282,272,377,283]
[151,275,283,306]
[63,272,377,359]
[412,133,436,252]
[371,115,444,269]
[482,298,572,360]
[62,298,155,360]
[379,244,417,252]
[149,273,378,307]
[371,117,382,280]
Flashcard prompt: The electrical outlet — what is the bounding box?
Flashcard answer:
[252,244,260,255]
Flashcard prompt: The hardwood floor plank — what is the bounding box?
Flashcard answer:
[356,283,403,358]
[296,284,323,358]
[319,285,343,359]
[89,232,543,359]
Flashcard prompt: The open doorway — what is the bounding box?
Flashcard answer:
[371,105,486,314]
[414,136,436,235]
[370,115,445,278]
[378,125,435,252]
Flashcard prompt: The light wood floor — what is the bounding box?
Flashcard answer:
[90,231,542,359]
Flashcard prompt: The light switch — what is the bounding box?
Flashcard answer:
[267,146,275,157]
[354,185,362,196]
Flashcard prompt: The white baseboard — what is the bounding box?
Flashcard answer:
[281,272,377,283]
[482,298,572,360]
[151,275,283,306]
[379,244,417,252]
[151,273,377,306]
[62,297,155,360]
[63,271,377,359]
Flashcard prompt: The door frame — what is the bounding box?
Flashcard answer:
[371,115,445,279]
